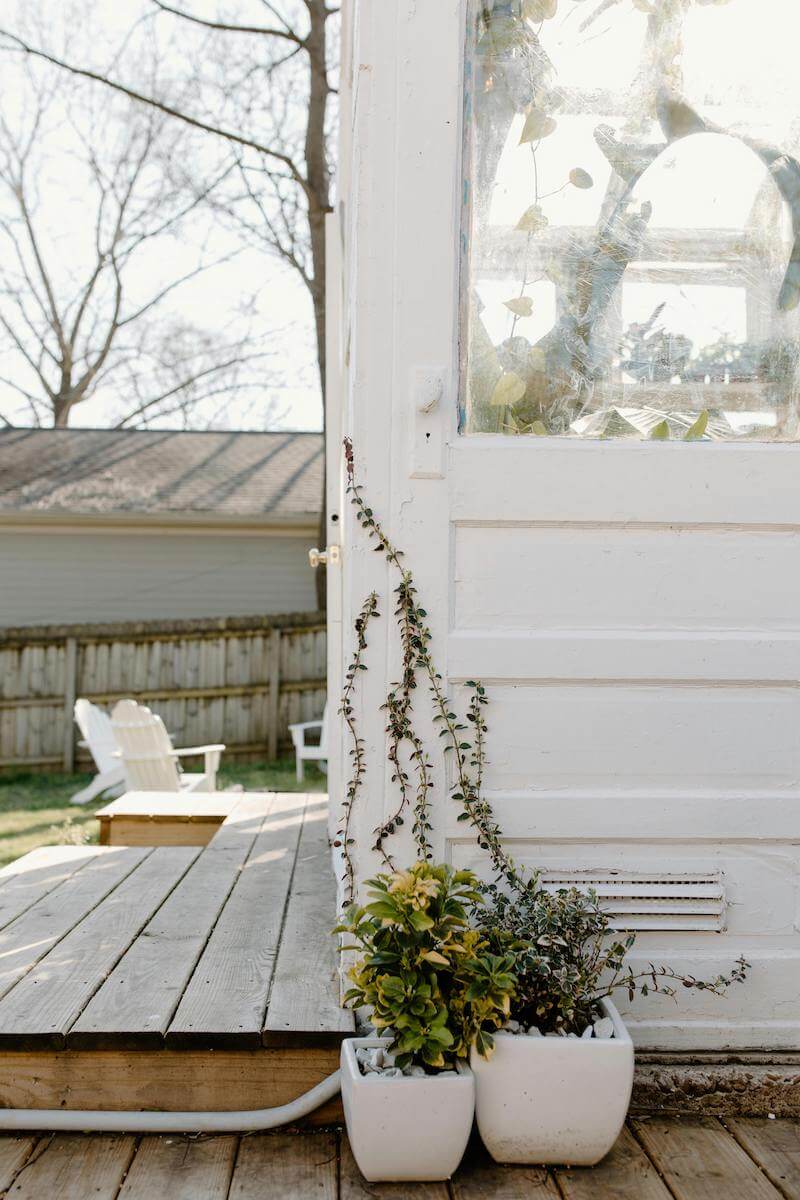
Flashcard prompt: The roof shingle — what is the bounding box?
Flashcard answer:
[0,429,323,522]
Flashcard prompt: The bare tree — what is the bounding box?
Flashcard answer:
[0,1,333,599]
[0,14,277,429]
[0,2,336,398]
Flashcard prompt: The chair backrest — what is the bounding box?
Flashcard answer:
[74,699,120,775]
[319,703,329,755]
[110,698,182,791]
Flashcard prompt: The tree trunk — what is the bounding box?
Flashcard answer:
[305,0,332,613]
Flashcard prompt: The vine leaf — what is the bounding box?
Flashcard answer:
[504,296,534,317]
[490,372,526,407]
[523,0,558,18]
[684,409,709,440]
[520,109,557,144]
[569,167,594,189]
[650,419,670,440]
[515,204,548,234]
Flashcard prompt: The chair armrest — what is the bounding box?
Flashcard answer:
[288,720,324,734]
[173,744,226,756]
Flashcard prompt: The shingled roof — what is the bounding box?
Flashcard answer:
[0,428,323,523]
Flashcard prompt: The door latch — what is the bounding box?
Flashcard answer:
[308,545,341,569]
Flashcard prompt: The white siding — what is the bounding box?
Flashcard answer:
[0,529,317,626]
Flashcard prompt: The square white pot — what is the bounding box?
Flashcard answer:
[340,1037,475,1182]
[470,998,634,1166]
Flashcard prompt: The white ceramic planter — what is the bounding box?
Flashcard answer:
[470,998,634,1166]
[340,1037,475,1182]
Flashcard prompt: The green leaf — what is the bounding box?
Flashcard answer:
[489,372,526,408]
[520,109,557,144]
[530,419,548,436]
[408,909,435,932]
[650,419,670,440]
[684,409,709,440]
[504,296,534,317]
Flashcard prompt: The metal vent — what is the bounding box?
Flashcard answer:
[539,870,726,932]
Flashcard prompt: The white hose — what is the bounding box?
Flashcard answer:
[0,1070,342,1133]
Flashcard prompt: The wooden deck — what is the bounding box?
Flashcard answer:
[0,1119,796,1198]
[0,793,353,1119]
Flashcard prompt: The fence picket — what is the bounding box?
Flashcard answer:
[0,613,325,771]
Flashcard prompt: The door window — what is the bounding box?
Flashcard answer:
[462,0,800,440]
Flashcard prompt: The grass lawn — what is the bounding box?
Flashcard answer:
[0,759,326,869]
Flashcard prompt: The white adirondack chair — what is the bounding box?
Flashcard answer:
[70,699,127,805]
[110,698,225,793]
[289,704,328,782]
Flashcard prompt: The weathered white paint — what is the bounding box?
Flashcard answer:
[335,0,800,1050]
[0,527,317,626]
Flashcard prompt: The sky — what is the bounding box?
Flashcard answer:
[0,0,323,433]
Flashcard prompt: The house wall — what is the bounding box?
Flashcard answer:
[0,526,317,626]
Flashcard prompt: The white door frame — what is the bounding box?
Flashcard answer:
[337,0,800,1053]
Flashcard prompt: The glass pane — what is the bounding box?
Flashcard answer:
[461,0,800,440]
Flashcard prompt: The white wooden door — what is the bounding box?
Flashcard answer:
[339,0,800,1052]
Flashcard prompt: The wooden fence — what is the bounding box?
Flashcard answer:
[0,612,327,772]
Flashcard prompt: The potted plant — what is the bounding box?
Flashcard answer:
[336,862,515,1182]
[469,878,749,1165]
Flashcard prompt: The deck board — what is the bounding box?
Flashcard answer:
[555,1126,673,1199]
[0,847,152,1010]
[726,1118,800,1200]
[229,1132,338,1200]
[263,798,354,1046]
[117,1134,237,1199]
[0,1137,36,1191]
[0,847,199,1047]
[69,801,267,1048]
[167,792,305,1048]
[5,1135,135,1199]
[633,1117,785,1200]
[0,846,97,932]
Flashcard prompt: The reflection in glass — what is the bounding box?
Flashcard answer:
[462,0,800,440]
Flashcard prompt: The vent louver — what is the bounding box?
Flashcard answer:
[539,870,726,932]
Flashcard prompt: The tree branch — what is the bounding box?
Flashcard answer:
[0,30,308,187]
[150,1,304,43]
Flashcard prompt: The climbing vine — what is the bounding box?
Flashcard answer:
[342,437,522,891]
[334,588,379,906]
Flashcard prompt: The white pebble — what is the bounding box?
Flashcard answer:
[526,1025,542,1037]
[581,1025,594,1039]
[593,1017,615,1040]
[504,1020,521,1034]
[405,1065,426,1077]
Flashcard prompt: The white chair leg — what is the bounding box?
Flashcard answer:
[296,755,304,783]
[70,767,125,806]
